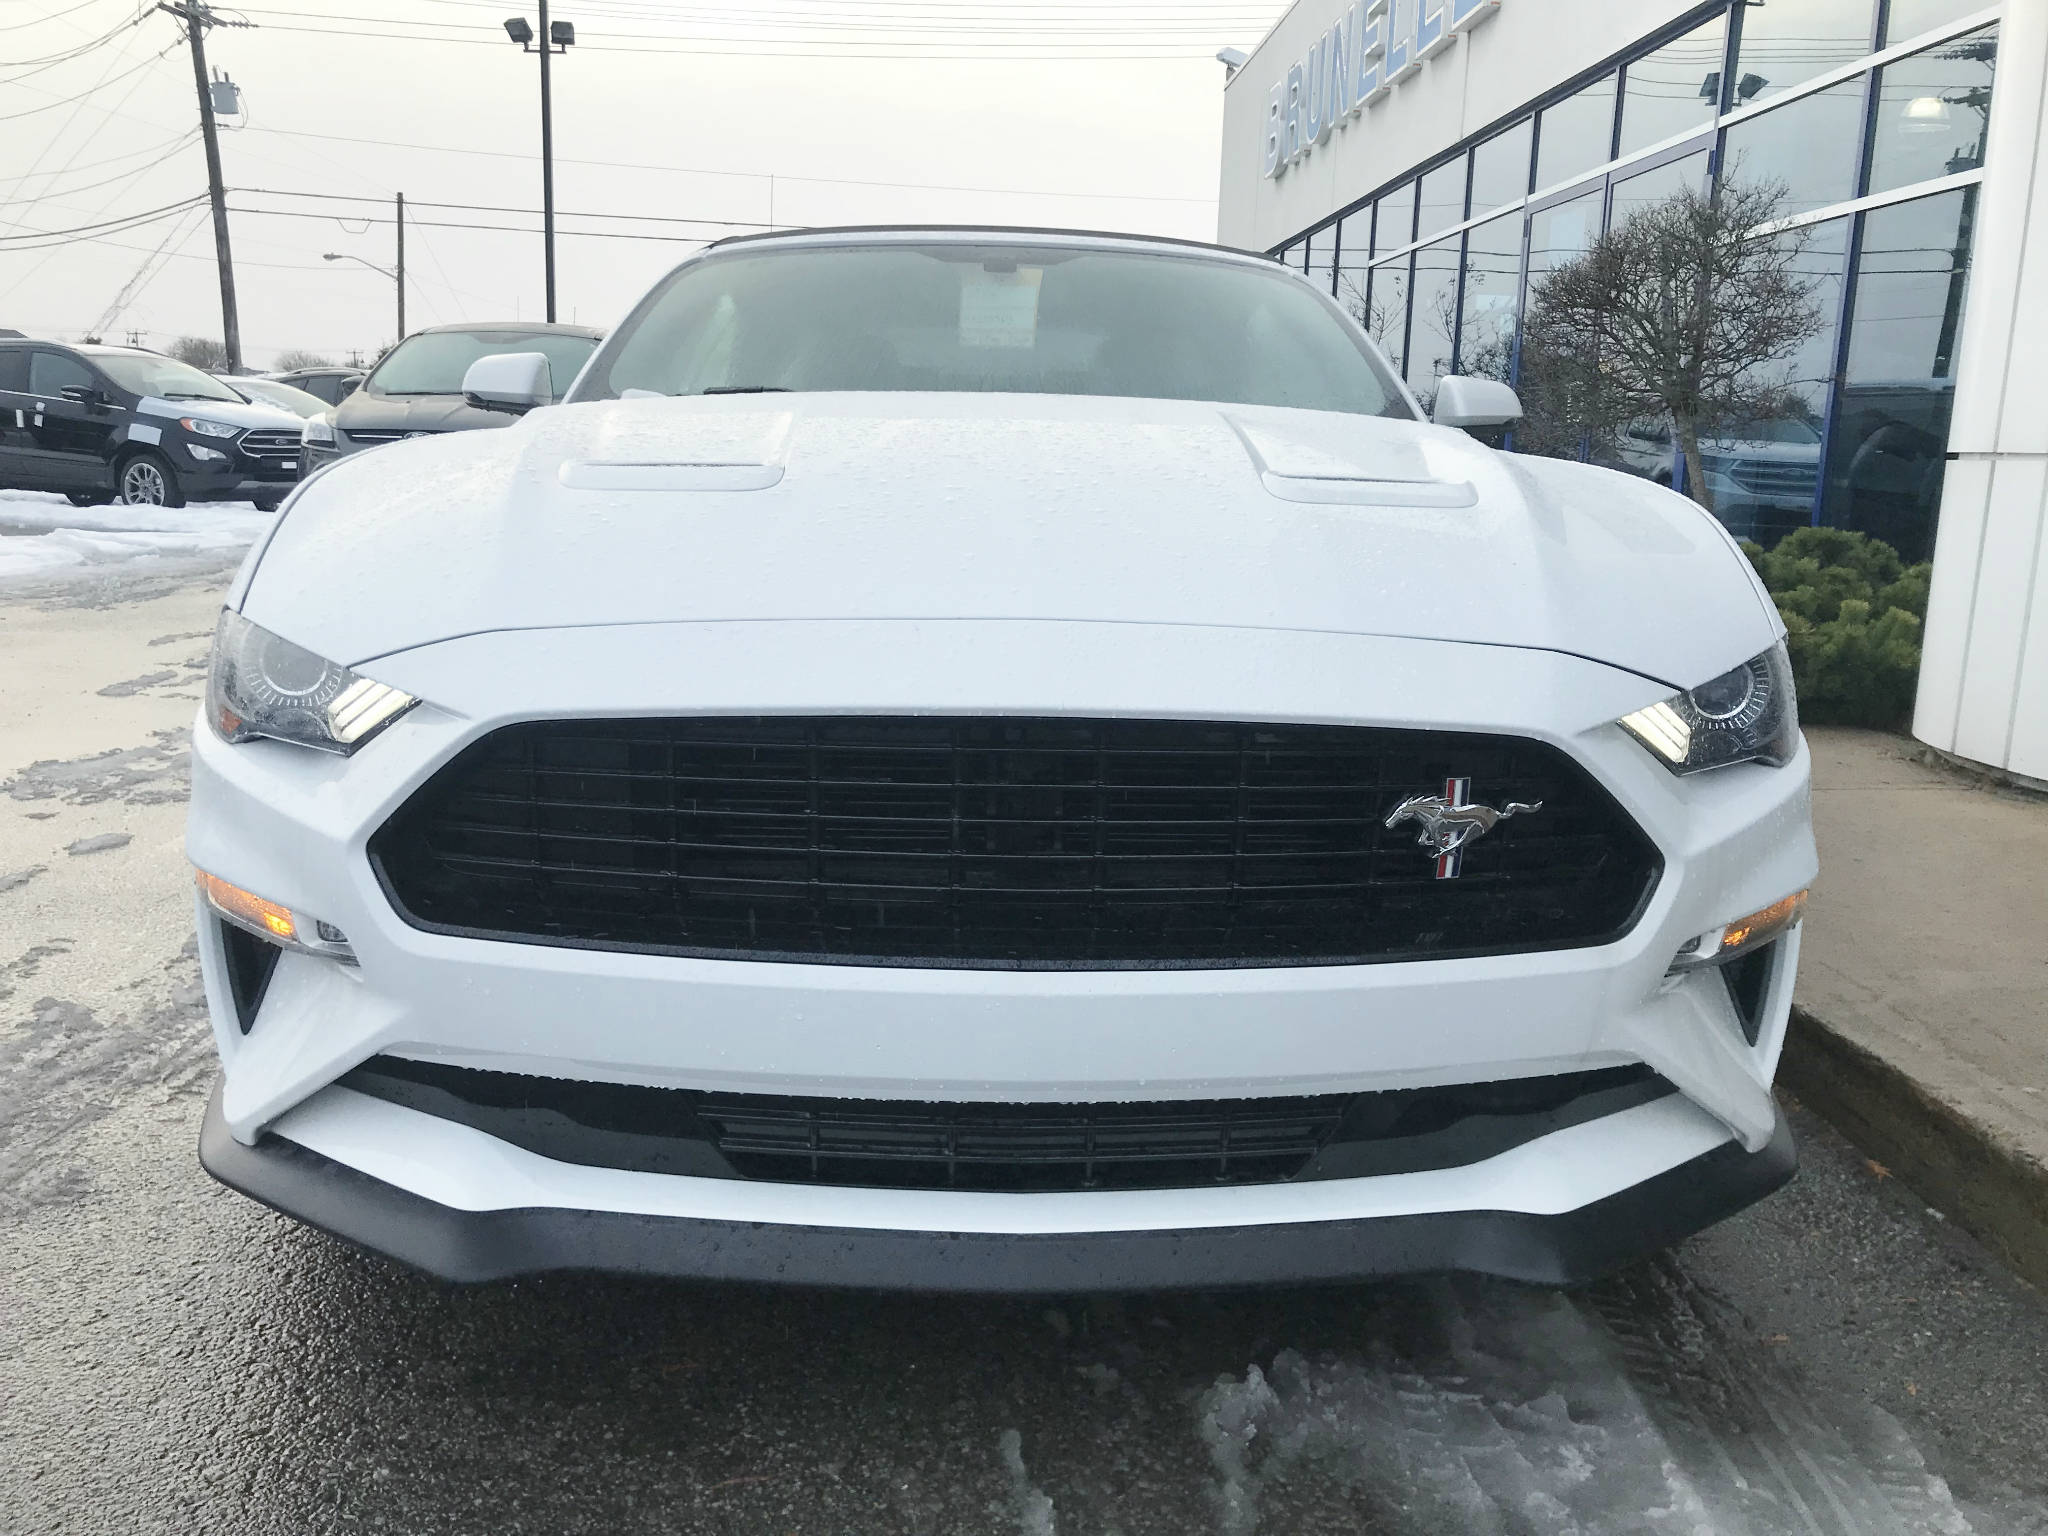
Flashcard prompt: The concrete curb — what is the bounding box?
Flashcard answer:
[1779,1004,2048,1293]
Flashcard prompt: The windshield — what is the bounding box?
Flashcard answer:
[574,243,1412,418]
[93,353,241,402]
[226,377,324,417]
[366,330,599,397]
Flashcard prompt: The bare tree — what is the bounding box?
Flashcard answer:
[1519,177,1825,509]
[169,335,230,371]
[272,348,334,371]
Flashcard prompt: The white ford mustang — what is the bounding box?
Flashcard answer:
[189,228,1815,1291]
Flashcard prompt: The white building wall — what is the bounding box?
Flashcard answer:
[1217,0,1699,253]
[1913,0,2048,780]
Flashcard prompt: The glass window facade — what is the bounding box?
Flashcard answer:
[1368,258,1410,375]
[1335,210,1372,324]
[1884,0,1984,46]
[1822,186,1977,562]
[1407,236,1463,408]
[1609,149,1711,227]
[1373,182,1417,257]
[1723,78,1865,216]
[1305,226,1337,294]
[1415,156,1469,243]
[1868,24,1997,196]
[1459,212,1524,383]
[1735,0,1874,104]
[1535,72,1618,191]
[1261,0,1995,564]
[1469,120,1534,217]
[1618,15,1727,157]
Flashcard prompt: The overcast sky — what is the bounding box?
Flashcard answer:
[3,0,1288,368]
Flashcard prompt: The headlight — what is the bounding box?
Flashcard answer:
[207,610,418,754]
[180,417,241,439]
[1617,643,1798,774]
[302,416,335,445]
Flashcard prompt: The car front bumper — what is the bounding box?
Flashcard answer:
[187,618,1816,1286]
[199,1079,1795,1290]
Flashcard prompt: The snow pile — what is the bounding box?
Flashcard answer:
[0,490,271,587]
[993,1428,1057,1536]
[1195,1276,2017,1535]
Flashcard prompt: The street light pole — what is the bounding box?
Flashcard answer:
[538,0,555,322]
[395,191,406,339]
[322,252,402,344]
[504,11,573,323]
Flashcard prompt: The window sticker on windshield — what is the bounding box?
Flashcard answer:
[959,268,1043,349]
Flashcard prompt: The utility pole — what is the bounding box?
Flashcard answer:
[395,191,406,339]
[157,3,248,370]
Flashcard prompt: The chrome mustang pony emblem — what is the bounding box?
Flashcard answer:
[1384,778,1543,879]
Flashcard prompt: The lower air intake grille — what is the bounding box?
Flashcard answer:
[371,716,1661,969]
[339,1056,1673,1192]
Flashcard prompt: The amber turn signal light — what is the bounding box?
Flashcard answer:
[1669,889,1808,973]
[197,870,297,942]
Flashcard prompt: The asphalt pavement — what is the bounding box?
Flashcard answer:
[6,566,2048,1536]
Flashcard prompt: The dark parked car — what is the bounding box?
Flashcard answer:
[222,375,329,419]
[300,322,602,477]
[267,367,364,406]
[0,340,306,509]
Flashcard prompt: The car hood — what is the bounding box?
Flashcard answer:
[147,396,305,432]
[334,392,512,435]
[248,392,1782,689]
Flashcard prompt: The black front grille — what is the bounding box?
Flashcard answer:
[1724,458,1818,498]
[343,428,409,446]
[339,1055,1673,1193]
[372,717,1661,969]
[236,430,302,460]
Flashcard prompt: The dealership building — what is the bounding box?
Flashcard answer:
[1218,0,2045,782]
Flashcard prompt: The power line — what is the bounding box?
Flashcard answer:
[1,0,134,28]
[9,129,199,186]
[0,6,149,71]
[0,196,209,250]
[237,185,783,229]
[226,204,735,242]
[230,4,1287,38]
[241,125,1217,204]
[7,133,198,207]
[0,44,177,121]
[230,20,1234,57]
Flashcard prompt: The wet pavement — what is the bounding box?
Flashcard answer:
[6,572,2048,1536]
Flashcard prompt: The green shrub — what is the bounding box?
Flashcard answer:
[1737,527,1931,728]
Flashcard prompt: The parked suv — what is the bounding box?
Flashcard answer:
[299,322,602,477]
[0,340,307,510]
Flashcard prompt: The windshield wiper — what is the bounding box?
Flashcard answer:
[698,385,790,395]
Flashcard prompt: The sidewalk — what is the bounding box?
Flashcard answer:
[1780,726,2048,1288]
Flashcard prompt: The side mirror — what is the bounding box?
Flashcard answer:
[1431,375,1523,431]
[462,352,553,415]
[59,384,106,411]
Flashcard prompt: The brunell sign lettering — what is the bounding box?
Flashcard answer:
[1263,0,1502,178]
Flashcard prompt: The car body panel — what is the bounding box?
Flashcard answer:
[245,391,1778,693]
